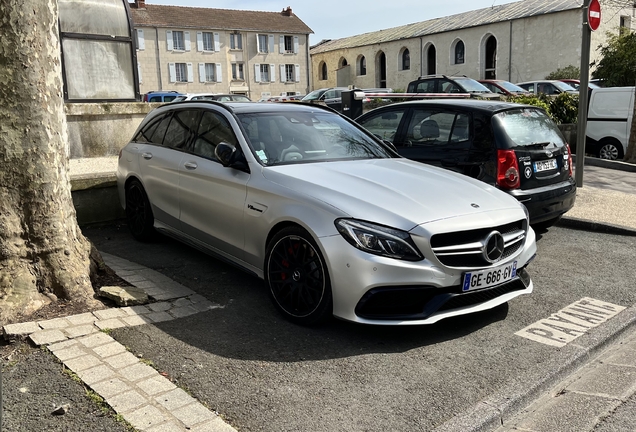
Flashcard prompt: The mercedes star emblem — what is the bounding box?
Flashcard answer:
[483,231,505,263]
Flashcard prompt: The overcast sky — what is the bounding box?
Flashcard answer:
[147,0,521,44]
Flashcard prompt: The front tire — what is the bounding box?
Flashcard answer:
[125,179,155,241]
[265,227,333,325]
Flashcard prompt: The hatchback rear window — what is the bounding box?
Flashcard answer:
[494,108,565,148]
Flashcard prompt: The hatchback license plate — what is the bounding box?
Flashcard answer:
[534,159,557,172]
[462,261,517,292]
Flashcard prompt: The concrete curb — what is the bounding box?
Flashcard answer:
[573,155,636,173]
[433,303,636,432]
[558,216,636,236]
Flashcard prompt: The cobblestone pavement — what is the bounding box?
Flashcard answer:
[2,253,236,432]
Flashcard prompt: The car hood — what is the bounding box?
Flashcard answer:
[262,159,522,230]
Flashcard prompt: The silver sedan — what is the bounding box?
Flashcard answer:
[117,101,536,325]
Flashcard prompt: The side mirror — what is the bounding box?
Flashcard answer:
[382,139,398,153]
[215,142,250,172]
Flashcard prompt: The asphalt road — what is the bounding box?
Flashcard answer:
[82,222,636,432]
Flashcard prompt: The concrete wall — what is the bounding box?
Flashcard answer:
[65,102,157,159]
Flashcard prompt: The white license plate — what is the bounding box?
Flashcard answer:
[534,159,557,172]
[462,261,517,292]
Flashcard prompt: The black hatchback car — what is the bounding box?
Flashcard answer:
[356,99,576,228]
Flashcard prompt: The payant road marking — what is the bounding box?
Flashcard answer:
[515,297,625,347]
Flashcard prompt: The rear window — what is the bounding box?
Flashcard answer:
[493,108,565,148]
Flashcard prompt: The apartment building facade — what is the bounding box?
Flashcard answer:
[129,0,313,100]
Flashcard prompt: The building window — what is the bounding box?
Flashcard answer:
[285,64,295,82]
[402,49,410,70]
[175,63,187,82]
[203,63,216,82]
[284,35,294,53]
[173,31,185,51]
[201,32,214,51]
[258,34,269,53]
[454,40,465,64]
[358,56,366,76]
[232,62,244,80]
[230,33,243,50]
[320,62,327,80]
[260,64,270,81]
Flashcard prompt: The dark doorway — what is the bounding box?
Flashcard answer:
[378,52,387,88]
[485,36,497,79]
[427,45,436,75]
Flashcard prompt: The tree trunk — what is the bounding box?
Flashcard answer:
[0,0,98,323]
[624,85,636,163]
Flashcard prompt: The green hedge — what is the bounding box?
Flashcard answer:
[503,93,579,125]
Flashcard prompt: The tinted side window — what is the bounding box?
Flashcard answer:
[440,81,462,93]
[415,80,436,93]
[357,110,405,142]
[519,84,534,93]
[324,90,336,99]
[406,110,459,146]
[163,110,201,150]
[134,115,162,143]
[193,111,238,160]
[149,96,161,102]
[145,113,172,144]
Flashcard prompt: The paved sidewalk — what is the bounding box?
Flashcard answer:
[2,253,236,432]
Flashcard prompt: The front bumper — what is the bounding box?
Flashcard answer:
[320,219,536,325]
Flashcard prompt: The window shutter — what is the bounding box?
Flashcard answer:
[214,33,220,51]
[270,64,275,82]
[137,62,142,83]
[295,64,300,82]
[294,36,299,54]
[168,62,176,82]
[137,29,145,50]
[216,63,222,82]
[254,63,261,82]
[184,31,191,51]
[187,62,194,82]
[199,63,206,82]
[279,36,284,54]
[196,32,203,51]
[268,35,274,54]
[280,64,285,83]
[166,30,173,51]
[256,35,261,53]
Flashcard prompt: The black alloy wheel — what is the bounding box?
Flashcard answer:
[125,179,155,241]
[266,227,332,325]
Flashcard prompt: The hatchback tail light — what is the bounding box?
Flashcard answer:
[496,149,520,189]
[566,144,573,177]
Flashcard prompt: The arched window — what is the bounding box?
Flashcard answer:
[341,58,348,67]
[320,62,328,80]
[358,56,366,76]
[454,40,465,65]
[402,49,410,70]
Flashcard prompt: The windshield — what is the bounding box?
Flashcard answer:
[497,81,528,93]
[494,108,565,148]
[238,111,393,166]
[301,89,327,101]
[454,78,492,93]
[553,81,577,91]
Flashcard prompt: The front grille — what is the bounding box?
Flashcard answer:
[430,219,527,268]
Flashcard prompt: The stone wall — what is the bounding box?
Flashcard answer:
[65,102,160,159]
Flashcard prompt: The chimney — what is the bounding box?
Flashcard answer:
[131,0,146,9]
[281,6,292,16]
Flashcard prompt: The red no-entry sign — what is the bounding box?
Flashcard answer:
[588,0,601,31]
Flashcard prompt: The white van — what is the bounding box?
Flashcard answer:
[586,86,634,160]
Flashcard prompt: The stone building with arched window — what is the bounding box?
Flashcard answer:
[309,0,635,91]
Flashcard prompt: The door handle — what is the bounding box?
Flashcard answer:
[184,162,198,170]
[142,153,153,160]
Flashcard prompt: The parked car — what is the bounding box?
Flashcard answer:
[142,91,184,103]
[559,79,601,91]
[301,87,349,111]
[355,99,576,228]
[117,100,537,325]
[478,79,531,96]
[585,86,634,160]
[407,75,501,99]
[516,80,578,96]
[172,93,251,102]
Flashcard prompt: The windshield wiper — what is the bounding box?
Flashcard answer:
[521,141,552,149]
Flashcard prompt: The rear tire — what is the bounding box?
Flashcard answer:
[125,179,155,241]
[598,139,623,160]
[265,226,333,325]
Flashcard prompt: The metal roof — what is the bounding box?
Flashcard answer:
[310,0,581,54]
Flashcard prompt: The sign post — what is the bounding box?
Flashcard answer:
[575,0,600,187]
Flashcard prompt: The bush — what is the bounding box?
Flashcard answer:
[545,65,580,80]
[503,93,579,125]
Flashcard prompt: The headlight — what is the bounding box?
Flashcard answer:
[335,219,424,261]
